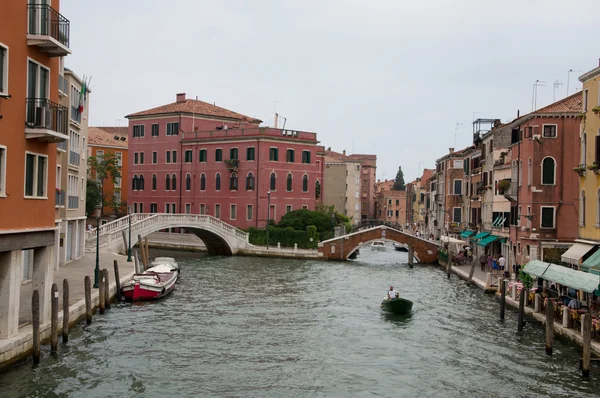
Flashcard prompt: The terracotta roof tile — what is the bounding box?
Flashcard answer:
[534,92,582,114]
[125,98,262,124]
[88,127,129,148]
[421,169,435,182]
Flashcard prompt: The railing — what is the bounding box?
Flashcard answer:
[86,213,155,242]
[69,150,80,166]
[25,98,68,135]
[28,3,70,48]
[505,181,518,196]
[56,140,67,151]
[58,74,69,94]
[55,190,65,207]
[68,195,78,209]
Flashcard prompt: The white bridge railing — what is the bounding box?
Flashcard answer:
[86,214,154,242]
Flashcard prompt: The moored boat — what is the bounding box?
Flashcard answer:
[371,240,386,250]
[393,243,408,252]
[122,258,179,301]
[380,297,413,314]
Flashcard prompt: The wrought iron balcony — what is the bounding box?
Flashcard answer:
[25,98,69,143]
[27,3,71,57]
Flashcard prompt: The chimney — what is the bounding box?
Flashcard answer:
[274,113,279,129]
[176,93,186,103]
[449,147,454,153]
[343,150,346,156]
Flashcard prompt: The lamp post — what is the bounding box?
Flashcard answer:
[127,205,133,262]
[93,204,102,288]
[266,190,271,250]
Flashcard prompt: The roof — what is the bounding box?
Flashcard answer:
[579,64,600,83]
[88,127,128,148]
[533,91,582,114]
[126,98,262,124]
[421,169,434,182]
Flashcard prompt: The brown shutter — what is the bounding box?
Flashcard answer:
[595,135,600,165]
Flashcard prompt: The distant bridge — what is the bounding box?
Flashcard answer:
[86,214,250,256]
[318,225,440,262]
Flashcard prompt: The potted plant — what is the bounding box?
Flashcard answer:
[589,163,600,174]
[574,164,586,176]
[224,159,239,173]
[592,106,600,115]
[578,112,587,121]
[497,179,511,194]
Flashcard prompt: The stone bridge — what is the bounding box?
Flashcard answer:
[318,225,440,263]
[86,214,250,256]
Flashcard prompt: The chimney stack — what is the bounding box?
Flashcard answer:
[449,147,454,153]
[343,150,346,155]
[176,93,186,103]
[274,113,279,129]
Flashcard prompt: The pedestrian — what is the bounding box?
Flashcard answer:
[479,253,487,272]
[498,255,506,272]
[487,253,493,272]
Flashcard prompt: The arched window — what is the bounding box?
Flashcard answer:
[165,174,171,191]
[186,173,191,191]
[286,173,293,192]
[246,172,254,191]
[216,173,221,191]
[582,133,587,166]
[270,172,276,191]
[132,175,138,191]
[139,175,145,191]
[315,180,321,199]
[527,157,532,186]
[541,157,556,185]
[200,173,206,191]
[581,190,586,227]
[152,174,157,191]
[302,175,308,192]
[230,172,238,191]
[172,174,177,191]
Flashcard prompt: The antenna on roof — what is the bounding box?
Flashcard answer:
[531,80,547,111]
[566,69,581,96]
[553,80,563,102]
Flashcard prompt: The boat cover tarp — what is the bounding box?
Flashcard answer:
[523,260,600,293]
[561,243,595,266]
[460,230,475,238]
[581,248,600,269]
[471,232,490,240]
[477,235,500,247]
[440,236,466,245]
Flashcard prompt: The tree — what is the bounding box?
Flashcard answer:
[87,153,121,216]
[107,192,127,218]
[392,166,405,190]
[85,179,102,217]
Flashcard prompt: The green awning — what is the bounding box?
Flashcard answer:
[471,232,490,240]
[523,260,600,293]
[460,230,475,238]
[477,235,500,247]
[582,248,600,269]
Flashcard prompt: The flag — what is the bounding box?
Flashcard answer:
[78,78,87,114]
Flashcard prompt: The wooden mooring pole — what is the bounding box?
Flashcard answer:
[467,262,475,286]
[103,269,110,310]
[144,237,150,266]
[32,290,40,365]
[99,270,106,314]
[114,260,122,301]
[582,314,592,377]
[517,288,525,332]
[500,279,506,321]
[84,276,92,324]
[545,298,554,355]
[446,260,451,279]
[62,279,69,343]
[50,283,58,351]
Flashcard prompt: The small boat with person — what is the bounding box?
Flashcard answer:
[122,257,180,301]
[371,240,387,250]
[380,285,413,314]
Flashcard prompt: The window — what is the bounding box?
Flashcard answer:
[132,175,138,191]
[270,172,276,191]
[24,152,47,198]
[165,203,169,213]
[453,207,461,223]
[286,205,292,214]
[140,152,145,164]
[286,173,293,191]
[150,203,157,213]
[453,160,463,169]
[171,203,176,214]
[152,174,157,191]
[0,146,6,196]
[166,122,179,136]
[0,44,7,96]
[133,125,145,138]
[67,174,78,209]
[302,175,308,192]
[216,173,221,191]
[543,125,557,138]
[186,173,191,191]
[215,204,221,219]
[215,149,223,162]
[527,206,532,229]
[246,173,255,190]
[269,147,279,161]
[584,89,588,112]
[114,152,122,188]
[200,204,206,215]
[134,203,138,213]
[151,123,159,137]
[165,174,171,190]
[230,148,238,160]
[152,151,157,164]
[387,210,393,218]
[199,149,207,162]
[140,203,145,213]
[230,172,238,191]
[172,174,177,191]
[302,205,308,210]
[541,157,556,185]
[166,151,171,164]
[453,180,462,195]
[246,147,255,161]
[172,150,177,163]
[200,173,206,191]
[286,149,295,163]
[580,190,586,227]
[541,207,555,229]
[302,150,311,164]
[139,175,145,191]
[247,205,253,220]
[185,203,191,214]
[230,204,237,220]
[134,152,139,165]
[26,60,49,125]
[396,199,400,205]
[69,84,81,123]
[527,157,532,186]
[185,150,193,163]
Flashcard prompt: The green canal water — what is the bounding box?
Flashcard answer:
[1,248,599,397]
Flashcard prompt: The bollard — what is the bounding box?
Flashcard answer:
[517,287,525,332]
[582,314,592,377]
[134,251,141,274]
[563,306,569,328]
[277,242,281,251]
[32,290,40,365]
[137,235,146,269]
[99,271,106,314]
[485,272,492,287]
[467,263,475,286]
[114,260,122,301]
[294,243,298,253]
[545,299,554,355]
[144,237,150,266]
[535,293,541,313]
[50,283,58,351]
[500,279,506,321]
[62,279,69,343]
[512,283,517,301]
[446,261,451,279]
[497,277,503,293]
[103,269,110,310]
[84,276,92,324]
[408,247,414,268]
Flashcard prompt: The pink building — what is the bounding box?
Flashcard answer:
[125,93,324,229]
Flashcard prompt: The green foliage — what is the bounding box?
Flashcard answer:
[107,193,127,218]
[85,179,102,217]
[248,226,312,248]
[306,225,319,249]
[519,270,534,290]
[392,166,406,190]
[87,153,122,216]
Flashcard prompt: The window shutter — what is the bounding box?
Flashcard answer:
[595,135,600,165]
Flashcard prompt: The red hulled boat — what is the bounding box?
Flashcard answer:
[122,257,179,301]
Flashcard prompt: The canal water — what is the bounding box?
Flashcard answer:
[1,247,599,397]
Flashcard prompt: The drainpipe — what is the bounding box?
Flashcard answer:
[556,117,565,241]
[179,113,183,213]
[255,135,260,228]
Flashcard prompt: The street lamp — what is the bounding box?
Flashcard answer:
[266,190,271,250]
[93,203,102,288]
[127,205,133,262]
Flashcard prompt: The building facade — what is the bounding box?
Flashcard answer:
[375,188,407,227]
[126,93,324,229]
[323,149,362,225]
[352,154,377,220]
[0,0,71,338]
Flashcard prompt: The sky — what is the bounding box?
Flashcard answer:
[62,0,599,182]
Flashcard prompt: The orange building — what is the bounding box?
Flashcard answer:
[87,127,128,222]
[0,0,71,338]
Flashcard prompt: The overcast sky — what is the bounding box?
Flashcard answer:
[63,0,598,182]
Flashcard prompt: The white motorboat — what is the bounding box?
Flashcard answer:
[371,240,387,250]
[122,257,179,301]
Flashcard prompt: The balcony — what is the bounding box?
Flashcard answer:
[58,74,69,97]
[69,150,80,167]
[502,181,518,202]
[27,4,71,57]
[25,98,69,143]
[55,190,65,207]
[68,195,79,209]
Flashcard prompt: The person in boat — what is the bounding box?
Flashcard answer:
[388,286,399,300]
